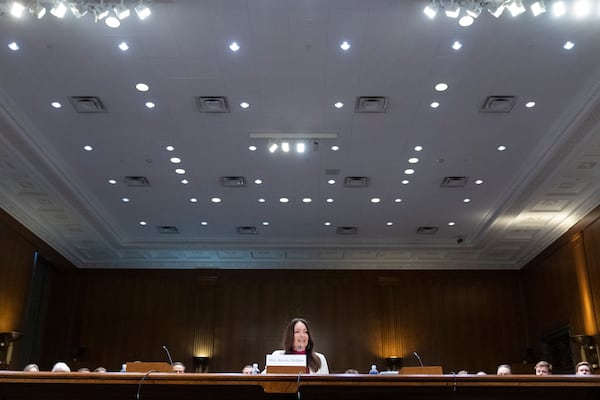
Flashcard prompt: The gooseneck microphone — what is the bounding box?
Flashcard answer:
[413,351,424,367]
[162,345,174,366]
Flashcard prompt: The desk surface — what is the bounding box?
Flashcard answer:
[1,372,599,400]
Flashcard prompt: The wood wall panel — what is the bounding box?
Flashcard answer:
[583,215,600,336]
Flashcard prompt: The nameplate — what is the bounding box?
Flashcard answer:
[266,354,306,366]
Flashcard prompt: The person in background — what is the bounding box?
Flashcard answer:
[476,371,487,375]
[51,362,71,372]
[94,367,107,373]
[535,361,552,375]
[270,317,329,374]
[172,361,186,373]
[575,361,592,375]
[77,368,90,372]
[344,369,359,374]
[23,364,39,372]
[497,364,512,375]
[242,365,253,374]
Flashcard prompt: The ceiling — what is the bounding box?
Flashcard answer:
[1,0,600,270]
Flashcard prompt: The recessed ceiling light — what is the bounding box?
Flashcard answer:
[175,168,186,174]
[402,179,410,184]
[408,157,419,164]
[83,145,93,151]
[279,197,289,203]
[563,41,575,50]
[296,142,306,153]
[475,179,484,185]
[166,146,175,151]
[139,221,147,226]
[108,179,117,185]
[497,145,507,151]
[254,179,262,184]
[573,0,591,17]
[328,179,336,185]
[201,221,208,226]
[180,179,189,184]
[302,197,312,203]
[430,101,440,108]
[8,42,20,51]
[145,101,156,109]
[414,145,423,151]
[404,169,415,175]
[386,222,393,226]
[262,221,269,226]
[136,83,150,92]
[51,101,62,108]
[258,198,266,203]
[324,222,331,226]
[211,197,221,203]
[334,102,344,108]
[326,198,334,203]
[229,41,240,51]
[452,41,462,50]
[394,198,402,203]
[525,101,536,108]
[434,83,448,92]
[170,157,181,164]
[370,197,381,203]
[248,145,257,151]
[240,102,250,109]
[448,221,456,226]
[118,42,129,51]
[190,198,198,203]
[122,197,130,202]
[340,41,351,51]
[331,145,340,151]
[463,198,471,203]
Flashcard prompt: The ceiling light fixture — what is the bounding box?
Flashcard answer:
[530,0,546,16]
[12,1,152,24]
[50,1,68,18]
[423,0,440,18]
[134,2,151,19]
[10,2,26,17]
[444,0,460,18]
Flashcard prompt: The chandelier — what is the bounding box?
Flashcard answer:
[4,0,152,28]
[423,1,583,26]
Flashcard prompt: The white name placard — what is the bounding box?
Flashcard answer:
[266,354,306,367]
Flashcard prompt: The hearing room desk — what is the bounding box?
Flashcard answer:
[1,372,600,400]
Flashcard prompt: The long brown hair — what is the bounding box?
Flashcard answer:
[281,317,321,372]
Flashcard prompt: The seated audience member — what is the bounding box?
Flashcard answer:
[51,362,71,372]
[94,367,107,373]
[497,364,512,375]
[269,317,329,374]
[344,368,359,374]
[172,361,186,373]
[242,365,253,374]
[476,371,487,375]
[23,363,39,372]
[535,361,552,375]
[77,368,91,372]
[576,361,592,375]
[457,370,469,375]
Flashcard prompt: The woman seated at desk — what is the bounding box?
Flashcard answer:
[270,317,329,374]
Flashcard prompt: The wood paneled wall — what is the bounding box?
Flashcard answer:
[44,269,526,374]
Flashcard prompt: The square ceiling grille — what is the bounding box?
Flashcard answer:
[221,176,247,187]
[441,176,468,187]
[417,226,439,234]
[336,226,358,235]
[480,96,516,113]
[158,226,179,234]
[123,176,151,187]
[69,96,106,113]
[344,177,369,187]
[354,96,388,113]
[196,96,230,113]
[237,226,258,234]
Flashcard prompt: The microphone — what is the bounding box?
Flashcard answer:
[413,351,424,367]
[162,345,174,366]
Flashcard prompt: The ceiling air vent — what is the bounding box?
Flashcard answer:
[344,176,369,187]
[354,96,388,113]
[68,96,106,113]
[237,226,258,235]
[441,176,468,188]
[158,226,179,234]
[336,226,358,235]
[123,176,151,187]
[220,176,247,187]
[480,96,516,113]
[417,226,439,235]
[196,96,230,113]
